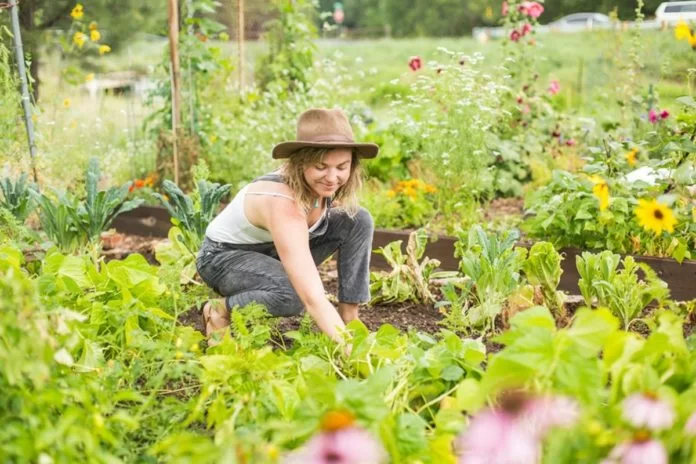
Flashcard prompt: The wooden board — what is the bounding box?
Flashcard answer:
[112,206,696,301]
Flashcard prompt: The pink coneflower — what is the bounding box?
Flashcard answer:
[521,23,533,36]
[602,434,668,464]
[648,109,659,124]
[518,1,544,19]
[502,1,509,16]
[622,392,675,431]
[408,56,422,72]
[456,391,579,464]
[659,109,669,119]
[286,410,386,464]
[685,411,696,435]
[548,80,560,95]
[510,29,522,42]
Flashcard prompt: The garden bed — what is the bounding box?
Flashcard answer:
[113,205,696,301]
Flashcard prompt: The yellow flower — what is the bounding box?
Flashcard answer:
[98,45,112,55]
[89,21,98,31]
[63,98,71,108]
[625,148,638,166]
[386,189,396,198]
[403,186,417,199]
[70,3,84,20]
[424,184,437,194]
[592,181,610,211]
[73,32,87,48]
[90,29,101,42]
[675,21,692,41]
[85,73,95,82]
[635,198,677,235]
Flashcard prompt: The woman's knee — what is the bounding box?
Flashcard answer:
[268,289,304,317]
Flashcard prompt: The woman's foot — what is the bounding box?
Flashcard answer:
[202,299,229,346]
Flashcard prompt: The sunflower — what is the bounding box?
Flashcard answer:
[592,181,610,211]
[635,199,677,235]
[675,21,692,41]
[625,148,638,166]
[70,3,84,20]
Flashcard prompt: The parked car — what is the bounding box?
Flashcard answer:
[655,1,696,24]
[548,13,612,31]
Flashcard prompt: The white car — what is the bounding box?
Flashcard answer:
[548,13,612,31]
[655,1,696,24]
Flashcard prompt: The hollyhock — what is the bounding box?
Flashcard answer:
[622,392,675,431]
[548,80,560,95]
[502,1,509,16]
[521,23,533,36]
[659,110,669,120]
[518,1,544,19]
[408,56,422,72]
[648,109,659,124]
[285,411,386,464]
[510,29,522,42]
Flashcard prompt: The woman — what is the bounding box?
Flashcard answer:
[196,108,379,344]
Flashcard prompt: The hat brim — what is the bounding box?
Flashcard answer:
[272,141,379,160]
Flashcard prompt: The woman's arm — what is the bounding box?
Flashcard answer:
[264,197,347,342]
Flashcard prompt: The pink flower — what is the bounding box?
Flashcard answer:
[502,1,509,16]
[408,56,422,72]
[457,410,539,464]
[518,1,544,19]
[602,437,668,464]
[522,104,531,114]
[565,138,576,146]
[548,80,560,95]
[456,392,579,464]
[685,411,696,435]
[648,109,659,124]
[622,393,675,431]
[659,109,669,119]
[520,396,580,437]
[521,23,533,36]
[287,427,386,464]
[510,29,522,42]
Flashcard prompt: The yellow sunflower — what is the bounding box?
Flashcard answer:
[675,21,692,41]
[90,29,101,42]
[70,4,84,20]
[625,148,638,166]
[635,199,677,235]
[73,32,87,48]
[592,181,610,211]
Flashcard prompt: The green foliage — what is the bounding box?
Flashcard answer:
[576,250,670,329]
[370,228,456,304]
[0,26,25,163]
[153,178,231,252]
[522,241,565,314]
[256,0,318,93]
[0,173,37,222]
[452,225,527,332]
[32,189,82,252]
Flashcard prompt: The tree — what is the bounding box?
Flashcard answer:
[0,0,166,101]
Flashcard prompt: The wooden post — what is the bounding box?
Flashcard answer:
[167,0,181,185]
[9,1,38,183]
[237,0,245,90]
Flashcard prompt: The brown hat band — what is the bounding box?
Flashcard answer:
[306,134,354,143]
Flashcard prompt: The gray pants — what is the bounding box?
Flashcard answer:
[196,207,374,316]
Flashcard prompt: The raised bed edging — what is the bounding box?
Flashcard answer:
[112,206,696,301]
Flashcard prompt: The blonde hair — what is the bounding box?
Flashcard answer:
[281,147,363,217]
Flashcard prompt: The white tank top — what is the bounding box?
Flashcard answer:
[205,184,327,245]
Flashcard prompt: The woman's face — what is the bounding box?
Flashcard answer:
[303,148,353,198]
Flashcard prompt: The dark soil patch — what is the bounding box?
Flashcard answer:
[101,232,164,265]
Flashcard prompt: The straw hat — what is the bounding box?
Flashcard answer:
[272,108,379,159]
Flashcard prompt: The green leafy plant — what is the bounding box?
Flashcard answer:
[576,250,670,329]
[370,228,456,304]
[32,189,82,252]
[0,173,37,223]
[521,241,565,316]
[452,225,527,333]
[153,178,231,252]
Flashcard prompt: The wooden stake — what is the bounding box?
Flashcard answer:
[168,0,181,185]
[9,2,38,183]
[237,0,245,90]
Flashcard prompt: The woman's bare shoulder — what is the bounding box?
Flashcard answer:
[246,180,294,196]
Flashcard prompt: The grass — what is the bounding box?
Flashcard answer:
[4,27,694,189]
